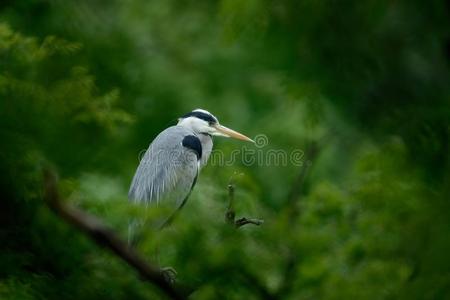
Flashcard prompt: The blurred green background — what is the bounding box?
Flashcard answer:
[1,0,449,299]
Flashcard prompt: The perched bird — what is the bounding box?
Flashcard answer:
[128,108,253,229]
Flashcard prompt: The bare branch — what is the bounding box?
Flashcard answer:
[42,169,187,300]
[225,180,263,228]
[235,217,264,227]
[225,184,236,225]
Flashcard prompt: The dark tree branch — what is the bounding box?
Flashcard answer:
[225,180,264,228]
[235,217,264,227]
[286,141,320,221]
[42,169,187,300]
[225,184,236,225]
[238,267,277,300]
[276,139,325,298]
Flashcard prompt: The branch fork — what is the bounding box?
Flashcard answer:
[225,181,264,228]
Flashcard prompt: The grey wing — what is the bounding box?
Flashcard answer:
[128,126,199,208]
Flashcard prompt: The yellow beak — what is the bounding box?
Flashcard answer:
[213,124,254,143]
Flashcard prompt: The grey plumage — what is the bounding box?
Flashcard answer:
[129,126,208,210]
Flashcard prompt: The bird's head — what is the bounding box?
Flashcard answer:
[178,109,254,143]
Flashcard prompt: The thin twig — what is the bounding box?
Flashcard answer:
[42,169,187,300]
[235,217,264,227]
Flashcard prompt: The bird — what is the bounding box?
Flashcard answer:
[128,108,254,231]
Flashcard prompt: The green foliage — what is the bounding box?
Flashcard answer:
[1,1,449,299]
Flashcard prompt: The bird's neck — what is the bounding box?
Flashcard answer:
[197,133,213,168]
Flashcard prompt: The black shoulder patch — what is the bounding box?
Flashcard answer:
[182,135,202,160]
[181,111,217,124]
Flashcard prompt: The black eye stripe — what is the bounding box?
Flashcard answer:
[181,111,217,124]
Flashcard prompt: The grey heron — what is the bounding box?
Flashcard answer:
[128,108,254,230]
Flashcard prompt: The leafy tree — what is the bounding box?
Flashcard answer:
[1,1,449,299]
